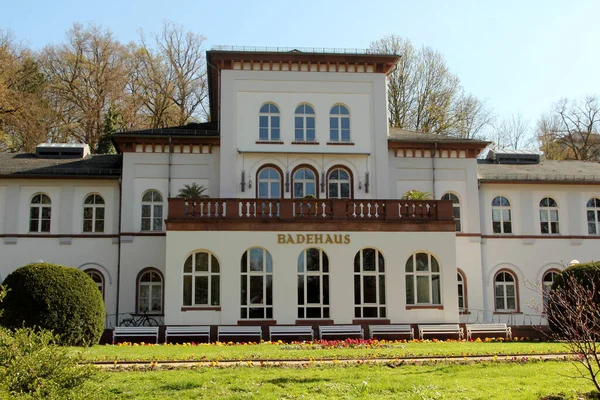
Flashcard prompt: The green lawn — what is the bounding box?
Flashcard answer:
[80,341,569,363]
[100,361,596,399]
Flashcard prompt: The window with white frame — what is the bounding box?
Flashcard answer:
[354,248,386,318]
[141,190,163,231]
[259,103,280,141]
[294,104,316,142]
[329,104,350,142]
[257,167,281,199]
[293,168,317,198]
[494,271,517,312]
[540,197,559,234]
[457,271,466,311]
[586,198,600,234]
[83,194,105,233]
[328,168,351,199]
[241,248,273,319]
[542,270,560,309]
[85,269,104,299]
[405,252,441,305]
[492,196,512,234]
[297,248,329,318]
[183,251,220,307]
[441,193,461,232]
[138,269,163,314]
[29,193,51,233]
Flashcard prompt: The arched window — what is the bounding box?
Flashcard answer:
[354,248,386,318]
[292,167,317,198]
[137,269,163,314]
[297,248,329,318]
[259,103,280,141]
[457,270,467,311]
[241,248,273,319]
[294,104,315,142]
[183,251,220,307]
[494,271,518,312]
[327,167,351,199]
[405,252,441,305]
[442,193,461,232]
[29,193,51,233]
[83,194,105,233]
[85,269,104,299]
[540,197,559,234]
[329,104,350,142]
[586,198,600,234]
[141,190,163,231]
[542,270,560,309]
[257,166,282,199]
[492,196,512,234]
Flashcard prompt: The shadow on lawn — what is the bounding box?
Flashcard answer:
[267,377,332,387]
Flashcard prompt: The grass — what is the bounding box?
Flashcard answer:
[79,340,569,363]
[100,361,597,399]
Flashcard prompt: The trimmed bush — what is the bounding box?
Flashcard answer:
[0,262,105,346]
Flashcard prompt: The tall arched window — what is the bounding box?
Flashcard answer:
[83,194,105,233]
[329,104,350,142]
[29,193,51,233]
[85,269,104,299]
[405,252,441,305]
[441,193,461,232]
[141,190,163,231]
[259,103,280,141]
[457,270,467,312]
[492,196,512,234]
[137,269,163,314]
[354,248,386,318]
[327,167,351,199]
[293,167,317,198]
[298,248,329,319]
[294,104,315,142]
[540,197,559,234]
[183,251,220,307]
[257,166,282,199]
[542,270,560,308]
[494,271,517,312]
[586,198,600,234]
[241,248,273,319]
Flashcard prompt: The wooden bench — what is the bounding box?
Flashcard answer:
[217,326,262,342]
[369,324,414,340]
[165,326,211,343]
[466,323,512,340]
[319,325,364,339]
[113,326,159,344]
[418,324,464,340]
[269,325,314,341]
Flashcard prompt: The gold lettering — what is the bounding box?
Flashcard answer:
[325,234,333,244]
[344,234,351,244]
[296,234,306,244]
[277,234,286,244]
[306,234,314,244]
[334,234,342,244]
[286,234,295,244]
[277,233,351,244]
[314,234,323,244]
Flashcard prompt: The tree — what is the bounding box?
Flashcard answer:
[489,113,532,150]
[177,183,209,199]
[401,190,432,200]
[95,106,122,154]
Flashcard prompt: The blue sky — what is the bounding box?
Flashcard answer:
[2,0,599,132]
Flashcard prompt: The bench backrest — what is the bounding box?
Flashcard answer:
[466,324,508,330]
[419,324,460,331]
[370,324,412,332]
[218,326,262,334]
[270,326,314,333]
[319,325,362,333]
[114,327,159,334]
[166,326,210,334]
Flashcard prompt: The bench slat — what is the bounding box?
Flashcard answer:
[319,325,364,339]
[369,324,414,340]
[113,326,159,344]
[165,326,211,343]
[269,326,314,341]
[465,324,512,340]
[217,326,262,342]
[418,324,464,340]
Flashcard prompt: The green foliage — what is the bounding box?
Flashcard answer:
[1,263,105,346]
[401,190,433,200]
[177,183,209,199]
[96,107,122,154]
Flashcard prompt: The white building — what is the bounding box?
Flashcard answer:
[0,47,598,334]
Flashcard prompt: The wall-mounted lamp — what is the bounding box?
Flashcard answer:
[248,179,253,189]
[358,180,363,190]
[241,170,246,192]
[364,172,370,193]
[320,171,325,193]
[285,170,290,193]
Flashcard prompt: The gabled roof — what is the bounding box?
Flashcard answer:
[0,154,121,179]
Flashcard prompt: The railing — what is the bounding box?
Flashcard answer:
[211,45,397,56]
[459,309,547,326]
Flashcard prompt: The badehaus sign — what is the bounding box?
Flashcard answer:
[277,233,351,245]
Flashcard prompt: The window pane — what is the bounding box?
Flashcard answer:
[95,220,104,233]
[416,276,430,303]
[354,275,361,305]
[211,275,220,306]
[354,253,361,273]
[250,276,263,304]
[41,220,51,232]
[406,275,414,304]
[272,128,280,141]
[83,220,92,232]
[211,255,220,272]
[184,255,193,273]
[259,115,268,128]
[416,253,429,271]
[183,276,192,305]
[363,276,377,303]
[41,207,51,219]
[195,276,208,305]
[307,276,320,303]
[241,275,247,305]
[306,249,320,271]
[492,209,500,222]
[406,256,414,272]
[196,252,208,271]
[432,275,441,304]
[503,222,512,233]
[323,275,329,305]
[83,207,93,219]
[507,298,516,310]
[379,275,386,304]
[272,116,280,128]
[266,276,273,305]
[363,249,376,271]
[259,128,268,140]
[506,284,515,297]
[329,183,339,198]
[249,248,263,272]
[297,276,304,305]
[294,183,304,198]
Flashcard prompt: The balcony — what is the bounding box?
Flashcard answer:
[166,198,455,232]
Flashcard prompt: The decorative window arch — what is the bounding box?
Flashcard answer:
[141,190,163,231]
[294,104,316,142]
[494,270,518,312]
[586,198,600,234]
[540,197,559,234]
[85,269,105,299]
[241,247,273,319]
[29,193,51,233]
[297,248,329,319]
[405,252,441,305]
[183,251,220,307]
[259,103,280,141]
[441,193,461,232]
[457,269,467,312]
[329,104,350,142]
[327,166,352,199]
[354,248,386,318]
[292,165,318,198]
[257,165,283,199]
[542,269,560,309]
[492,196,512,234]
[83,193,105,233]
[137,268,163,314]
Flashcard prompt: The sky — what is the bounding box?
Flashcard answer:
[1,0,599,135]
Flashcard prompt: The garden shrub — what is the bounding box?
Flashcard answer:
[0,262,105,346]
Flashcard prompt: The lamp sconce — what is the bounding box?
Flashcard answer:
[358,180,362,190]
[241,170,246,192]
[285,170,290,193]
[364,172,370,193]
[248,179,252,189]
[320,171,325,193]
